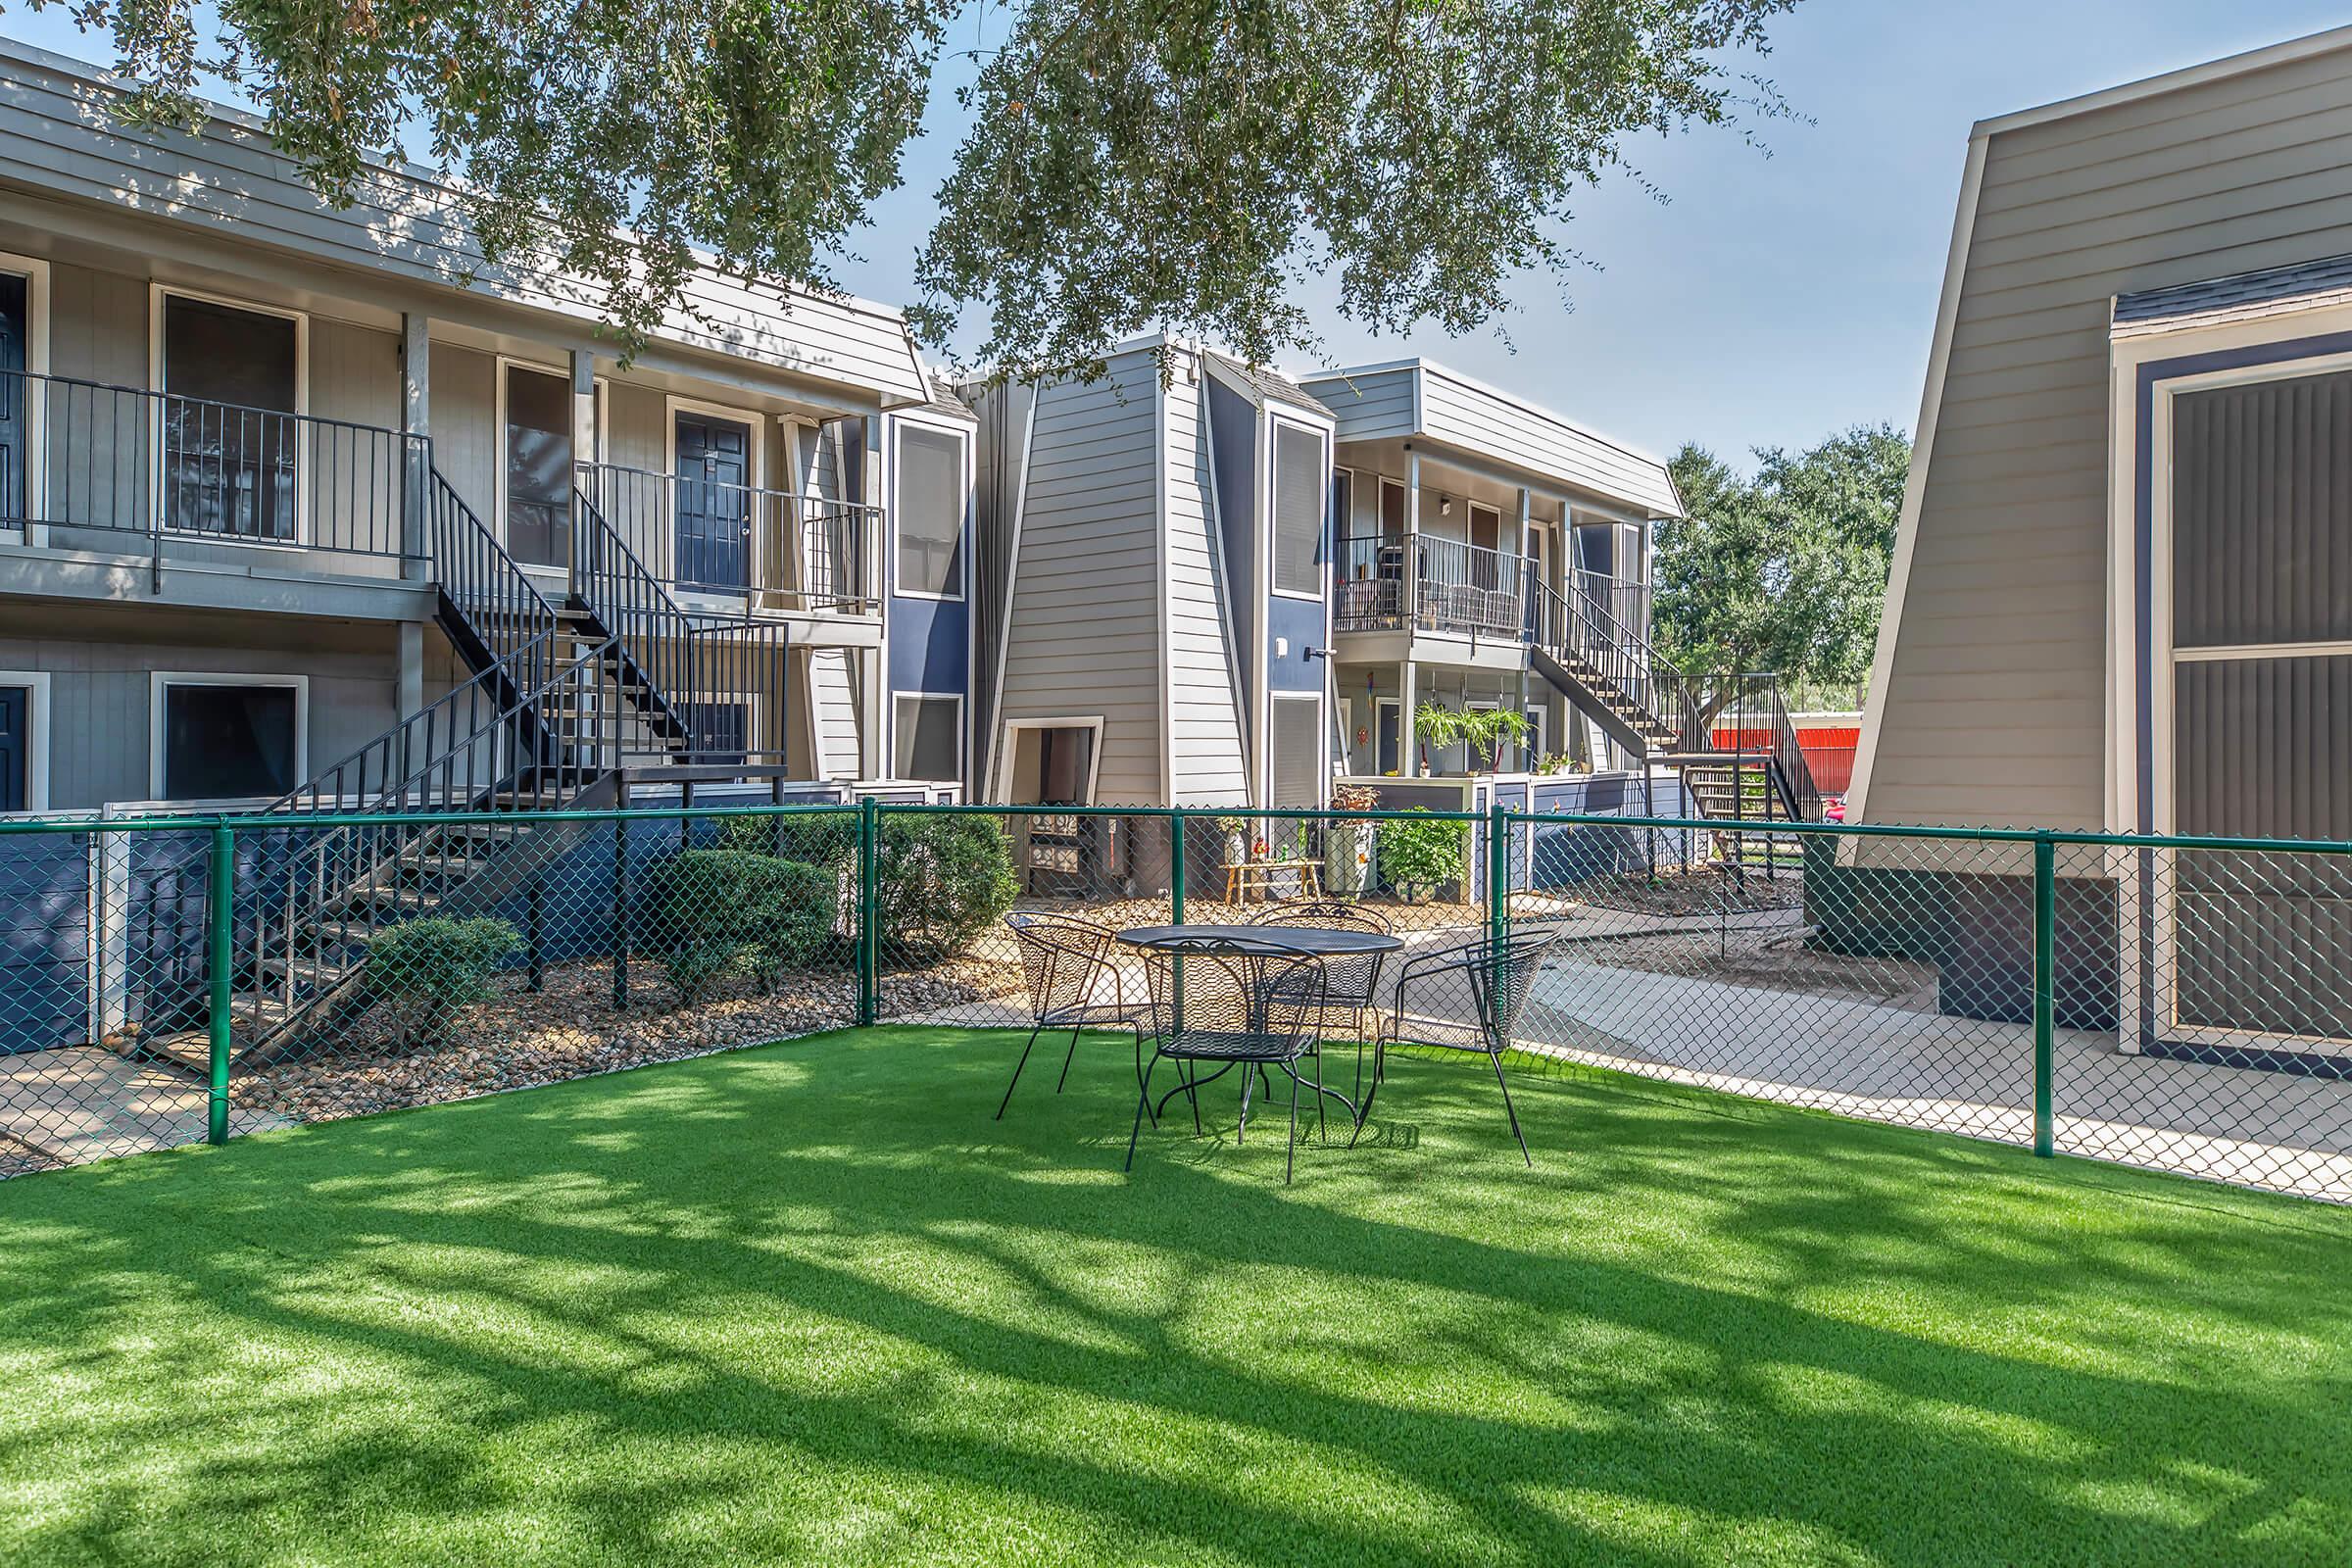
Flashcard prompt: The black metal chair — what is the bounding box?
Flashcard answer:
[1127,938,1333,1183]
[1352,925,1561,1165]
[1250,900,1392,1103]
[998,912,1154,1120]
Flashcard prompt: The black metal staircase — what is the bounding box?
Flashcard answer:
[131,464,793,1070]
[1523,564,1822,864]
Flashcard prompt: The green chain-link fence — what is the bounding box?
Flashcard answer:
[2,800,2351,1200]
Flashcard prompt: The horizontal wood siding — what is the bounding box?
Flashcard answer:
[1166,368,1249,805]
[1417,368,1678,516]
[1869,42,2352,831]
[0,43,927,404]
[994,352,1164,804]
[1305,366,1417,444]
[0,604,396,808]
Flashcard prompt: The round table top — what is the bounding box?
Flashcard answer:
[1114,923,1402,956]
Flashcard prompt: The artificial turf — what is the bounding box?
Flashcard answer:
[1,1026,2348,1566]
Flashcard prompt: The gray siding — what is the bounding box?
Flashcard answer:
[0,603,397,808]
[0,42,930,404]
[992,352,1165,804]
[1866,40,2352,831]
[1166,368,1248,805]
[1309,366,1419,444]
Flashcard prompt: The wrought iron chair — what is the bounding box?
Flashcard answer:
[998,913,1154,1120]
[1250,900,1393,1103]
[1128,938,1334,1183]
[1351,925,1561,1165]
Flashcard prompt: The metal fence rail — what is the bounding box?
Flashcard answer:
[4,801,2352,1202]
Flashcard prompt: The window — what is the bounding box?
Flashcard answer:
[154,676,305,801]
[1004,722,1100,806]
[895,422,964,599]
[1379,477,1406,539]
[894,694,962,782]
[0,671,48,812]
[504,365,571,568]
[1271,421,1326,597]
[159,293,301,541]
[1268,695,1323,808]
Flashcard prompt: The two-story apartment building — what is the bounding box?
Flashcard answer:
[1298,359,1680,780]
[0,39,975,815]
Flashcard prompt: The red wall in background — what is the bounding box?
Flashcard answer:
[1709,724,1861,795]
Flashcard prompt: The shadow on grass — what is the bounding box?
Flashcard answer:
[2,1025,2349,1566]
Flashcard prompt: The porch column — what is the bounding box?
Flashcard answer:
[398,620,425,726]
[858,645,886,780]
[400,313,430,582]
[1402,448,1421,638]
[568,348,597,595]
[1399,658,1418,779]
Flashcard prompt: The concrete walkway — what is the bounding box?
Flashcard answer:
[1526,959,2352,1201]
[0,1048,285,1170]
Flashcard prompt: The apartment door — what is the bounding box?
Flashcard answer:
[1375,698,1400,776]
[2166,368,2352,1043]
[161,294,298,541]
[0,272,24,525]
[0,686,24,812]
[675,412,753,590]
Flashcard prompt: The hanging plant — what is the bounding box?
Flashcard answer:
[1413,701,1531,772]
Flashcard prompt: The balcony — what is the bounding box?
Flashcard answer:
[0,368,422,583]
[1334,535,1524,639]
[576,461,881,618]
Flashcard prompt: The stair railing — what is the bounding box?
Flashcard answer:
[426,472,563,709]
[571,476,791,766]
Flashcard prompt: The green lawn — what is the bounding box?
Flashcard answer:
[3,1027,2349,1566]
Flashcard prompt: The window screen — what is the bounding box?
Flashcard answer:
[163,682,298,800]
[1272,423,1326,596]
[1269,696,1323,808]
[163,296,299,540]
[896,424,964,597]
[895,695,961,782]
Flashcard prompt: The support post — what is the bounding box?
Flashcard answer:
[2033,832,2056,1158]
[1399,660,1418,780]
[611,775,631,1010]
[400,312,430,581]
[1488,795,1509,956]
[1169,809,1187,1034]
[206,820,233,1147]
[568,347,597,597]
[858,795,880,1025]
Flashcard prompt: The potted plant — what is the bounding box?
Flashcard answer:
[1378,808,1466,904]
[1327,782,1379,896]
[1215,815,1252,867]
[1412,700,1531,775]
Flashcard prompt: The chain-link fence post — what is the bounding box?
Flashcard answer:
[1169,808,1187,1034]
[857,796,880,1026]
[1488,798,1510,954]
[2033,831,2055,1158]
[612,777,631,1010]
[206,819,234,1148]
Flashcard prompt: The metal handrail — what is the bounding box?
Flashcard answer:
[576,459,879,613]
[0,367,425,564]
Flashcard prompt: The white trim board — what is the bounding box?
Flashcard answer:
[0,252,51,548]
[890,690,965,784]
[887,410,971,604]
[995,716,1106,807]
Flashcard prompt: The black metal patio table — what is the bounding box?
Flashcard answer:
[1115,924,1402,1128]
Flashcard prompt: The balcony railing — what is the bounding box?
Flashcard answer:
[1333,534,1524,638]
[576,460,879,615]
[0,368,423,574]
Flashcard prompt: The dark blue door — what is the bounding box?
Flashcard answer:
[675,413,752,589]
[0,272,24,525]
[0,687,26,812]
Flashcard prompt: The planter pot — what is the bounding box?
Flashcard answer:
[1223,831,1250,867]
[1327,822,1375,896]
[1395,881,1436,906]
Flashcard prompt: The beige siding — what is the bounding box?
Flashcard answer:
[992,352,1166,805]
[1865,40,2352,832]
[0,43,929,405]
[1165,368,1249,806]
[0,602,397,808]
[430,346,500,520]
[45,258,142,384]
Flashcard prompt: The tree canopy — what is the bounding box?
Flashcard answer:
[29,0,1800,373]
[1650,423,1909,708]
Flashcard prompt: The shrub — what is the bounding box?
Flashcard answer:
[1377,808,1465,894]
[646,850,840,1004]
[365,917,521,1045]
[873,814,1018,962]
[714,810,857,868]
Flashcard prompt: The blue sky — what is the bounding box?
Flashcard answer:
[9,1,2352,464]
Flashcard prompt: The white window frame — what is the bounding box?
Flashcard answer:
[994,716,1104,806]
[149,284,311,548]
[495,356,607,564]
[891,690,965,784]
[889,412,971,604]
[1266,416,1329,604]
[148,671,309,802]
[0,669,51,812]
[0,252,52,547]
[1373,695,1402,775]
